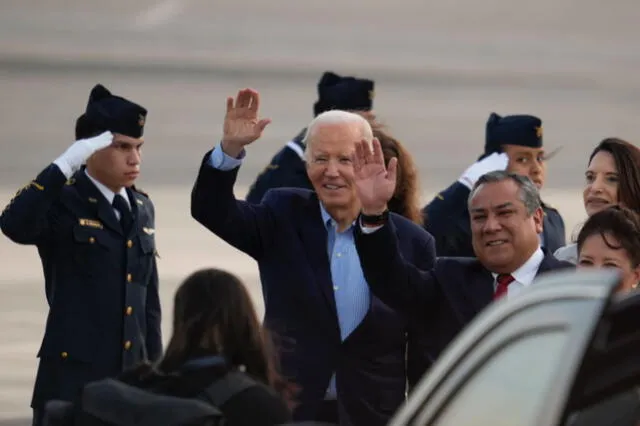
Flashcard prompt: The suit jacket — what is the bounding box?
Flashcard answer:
[0,164,162,408]
[423,181,566,256]
[190,152,436,426]
[354,219,574,374]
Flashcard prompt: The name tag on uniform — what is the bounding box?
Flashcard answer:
[78,218,103,229]
[142,227,155,235]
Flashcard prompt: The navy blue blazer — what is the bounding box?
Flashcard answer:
[354,219,574,375]
[0,164,162,409]
[191,152,436,426]
[423,181,566,257]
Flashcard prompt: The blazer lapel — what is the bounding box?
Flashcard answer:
[125,188,140,238]
[74,171,122,235]
[464,263,495,317]
[297,194,338,318]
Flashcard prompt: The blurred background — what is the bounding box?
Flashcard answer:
[1,0,639,422]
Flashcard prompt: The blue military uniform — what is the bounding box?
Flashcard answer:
[0,85,162,419]
[423,113,566,256]
[245,128,312,204]
[245,71,375,204]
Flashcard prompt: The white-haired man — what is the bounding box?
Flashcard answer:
[190,88,436,426]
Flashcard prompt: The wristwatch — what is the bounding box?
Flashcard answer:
[361,209,389,227]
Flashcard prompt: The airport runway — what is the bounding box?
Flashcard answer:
[1,0,639,422]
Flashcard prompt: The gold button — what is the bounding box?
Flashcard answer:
[127,240,133,248]
[125,306,133,315]
[126,273,132,282]
[89,237,95,244]
[124,340,132,350]
[61,351,68,359]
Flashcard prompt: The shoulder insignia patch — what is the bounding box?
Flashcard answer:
[30,181,44,191]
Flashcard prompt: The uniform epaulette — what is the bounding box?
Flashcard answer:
[132,185,150,198]
[540,200,557,211]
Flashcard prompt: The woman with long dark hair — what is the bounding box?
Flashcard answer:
[119,268,296,426]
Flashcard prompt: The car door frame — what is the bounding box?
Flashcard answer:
[390,269,621,426]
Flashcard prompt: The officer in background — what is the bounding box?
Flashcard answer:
[423,113,566,257]
[0,84,162,425]
[245,71,376,203]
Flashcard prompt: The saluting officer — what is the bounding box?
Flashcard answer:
[245,71,376,204]
[423,113,566,257]
[0,84,162,425]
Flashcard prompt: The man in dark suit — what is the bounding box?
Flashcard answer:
[191,88,435,425]
[350,138,573,378]
[0,84,162,426]
[245,71,376,204]
[423,113,566,256]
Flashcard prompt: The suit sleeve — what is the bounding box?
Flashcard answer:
[414,231,436,270]
[355,221,440,320]
[0,163,68,245]
[405,229,437,389]
[422,181,475,257]
[190,150,278,261]
[145,202,162,362]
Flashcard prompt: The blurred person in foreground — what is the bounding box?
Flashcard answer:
[555,138,640,264]
[351,138,573,376]
[245,71,376,204]
[0,84,162,426]
[117,268,295,426]
[423,113,565,257]
[190,88,436,425]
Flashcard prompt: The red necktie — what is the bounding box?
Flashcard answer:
[494,274,515,300]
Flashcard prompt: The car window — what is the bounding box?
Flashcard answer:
[422,330,567,426]
[564,388,640,426]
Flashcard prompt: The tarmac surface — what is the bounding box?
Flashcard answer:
[1,0,639,422]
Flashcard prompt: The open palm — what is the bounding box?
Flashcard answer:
[223,88,271,147]
[353,138,397,213]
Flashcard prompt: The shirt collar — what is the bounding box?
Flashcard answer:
[84,169,130,210]
[319,203,356,231]
[491,246,544,287]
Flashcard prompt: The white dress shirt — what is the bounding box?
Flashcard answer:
[84,170,131,219]
[492,247,544,299]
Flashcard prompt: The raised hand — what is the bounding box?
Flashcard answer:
[352,138,397,214]
[221,88,272,157]
[54,131,114,178]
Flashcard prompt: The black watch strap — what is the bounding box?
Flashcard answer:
[361,209,389,226]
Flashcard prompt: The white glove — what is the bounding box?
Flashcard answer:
[53,131,114,178]
[457,152,509,189]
